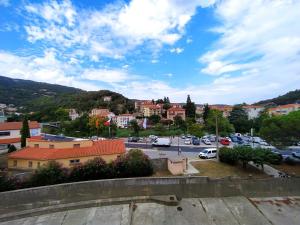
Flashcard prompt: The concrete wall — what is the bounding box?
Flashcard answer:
[1,176,300,215]
[167,159,187,175]
[151,158,168,172]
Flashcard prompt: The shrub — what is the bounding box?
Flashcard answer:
[29,161,68,187]
[7,144,17,153]
[218,147,238,165]
[69,158,111,182]
[113,149,153,177]
[0,175,20,192]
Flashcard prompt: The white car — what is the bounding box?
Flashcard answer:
[202,138,212,145]
[184,139,192,145]
[199,148,217,159]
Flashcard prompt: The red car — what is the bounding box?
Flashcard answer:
[220,138,230,145]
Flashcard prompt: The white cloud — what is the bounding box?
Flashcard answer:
[0,0,9,7]
[0,50,99,91]
[82,69,130,83]
[170,47,184,54]
[23,0,215,60]
[151,59,159,64]
[198,0,300,102]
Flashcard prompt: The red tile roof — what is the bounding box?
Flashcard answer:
[8,139,125,160]
[0,138,20,144]
[0,121,40,131]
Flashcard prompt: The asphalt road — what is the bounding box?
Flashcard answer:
[125,142,300,156]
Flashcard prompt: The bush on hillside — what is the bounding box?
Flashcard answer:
[0,175,21,192]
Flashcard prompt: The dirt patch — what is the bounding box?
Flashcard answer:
[272,164,300,176]
[191,160,268,178]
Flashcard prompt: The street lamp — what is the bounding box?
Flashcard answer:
[216,115,219,161]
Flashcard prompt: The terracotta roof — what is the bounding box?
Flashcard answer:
[0,121,40,131]
[242,105,263,109]
[8,139,125,160]
[144,105,161,109]
[269,104,300,111]
[119,114,134,116]
[0,138,20,144]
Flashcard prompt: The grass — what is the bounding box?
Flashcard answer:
[151,170,174,177]
[272,164,300,176]
[116,128,183,138]
[191,160,269,178]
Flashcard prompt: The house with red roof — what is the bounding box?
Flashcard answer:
[0,121,41,150]
[167,106,186,121]
[8,138,125,170]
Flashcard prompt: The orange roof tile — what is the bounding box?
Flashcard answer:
[8,139,125,160]
[0,121,40,131]
[0,138,20,144]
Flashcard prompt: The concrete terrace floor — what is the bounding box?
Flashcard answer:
[1,196,300,225]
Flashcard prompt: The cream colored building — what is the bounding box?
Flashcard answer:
[268,104,300,116]
[143,105,162,117]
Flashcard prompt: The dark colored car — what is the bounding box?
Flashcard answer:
[192,137,200,145]
[128,137,139,142]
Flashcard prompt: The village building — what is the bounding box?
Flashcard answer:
[0,121,41,149]
[8,138,125,170]
[167,106,186,121]
[268,103,300,116]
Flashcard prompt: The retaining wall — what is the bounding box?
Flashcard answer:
[1,176,300,215]
[150,158,168,172]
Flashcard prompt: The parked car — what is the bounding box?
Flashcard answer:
[198,148,217,159]
[181,135,186,139]
[128,137,140,142]
[152,138,171,147]
[192,137,200,145]
[202,138,212,145]
[220,138,230,146]
[209,135,216,142]
[184,138,192,145]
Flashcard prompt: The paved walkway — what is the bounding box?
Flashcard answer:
[1,196,299,225]
[249,162,281,177]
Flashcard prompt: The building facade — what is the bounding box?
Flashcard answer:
[8,138,125,170]
[0,121,41,149]
[143,105,162,117]
[113,114,135,128]
[242,105,264,119]
[69,109,80,121]
[268,104,300,116]
[167,107,186,121]
[89,108,115,119]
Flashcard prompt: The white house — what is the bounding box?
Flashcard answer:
[0,121,41,149]
[89,108,115,119]
[69,109,80,121]
[114,114,135,128]
[242,105,264,119]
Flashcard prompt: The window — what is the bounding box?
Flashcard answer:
[28,161,33,168]
[37,162,40,168]
[0,131,10,136]
[13,160,17,167]
[70,159,80,165]
[34,144,39,148]
[49,144,54,149]
[73,144,80,148]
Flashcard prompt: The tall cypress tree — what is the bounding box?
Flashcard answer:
[21,117,31,148]
[203,104,210,124]
[184,95,196,119]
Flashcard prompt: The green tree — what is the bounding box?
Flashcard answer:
[260,111,300,147]
[129,119,140,136]
[20,116,31,148]
[203,104,210,124]
[205,109,234,136]
[148,115,161,124]
[174,115,187,132]
[54,107,70,121]
[187,124,204,137]
[228,106,251,133]
[184,95,196,119]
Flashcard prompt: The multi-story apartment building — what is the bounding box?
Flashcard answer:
[209,105,233,118]
[143,105,162,117]
[113,114,135,128]
[89,108,115,119]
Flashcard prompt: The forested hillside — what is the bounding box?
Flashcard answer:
[256,90,300,106]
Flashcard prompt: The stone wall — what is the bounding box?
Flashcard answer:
[0,176,300,215]
[150,158,168,172]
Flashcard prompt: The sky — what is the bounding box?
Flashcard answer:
[0,0,299,104]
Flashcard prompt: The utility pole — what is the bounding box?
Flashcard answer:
[216,115,219,161]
